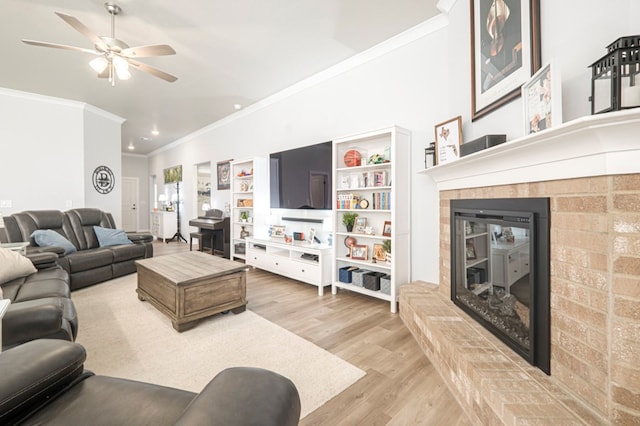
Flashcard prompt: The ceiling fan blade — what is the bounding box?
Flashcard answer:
[54,11,108,51]
[22,39,100,55]
[128,59,178,83]
[121,44,176,58]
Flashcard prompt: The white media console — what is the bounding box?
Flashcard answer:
[245,237,333,295]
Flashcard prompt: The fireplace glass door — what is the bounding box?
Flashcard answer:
[455,216,532,354]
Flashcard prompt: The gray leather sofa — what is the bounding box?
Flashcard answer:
[3,208,153,290]
[0,339,301,426]
[1,252,78,350]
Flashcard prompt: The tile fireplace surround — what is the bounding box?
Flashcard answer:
[403,109,640,425]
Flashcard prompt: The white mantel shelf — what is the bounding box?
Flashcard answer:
[420,109,640,191]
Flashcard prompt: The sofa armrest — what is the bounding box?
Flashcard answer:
[3,299,67,348]
[26,245,66,257]
[174,367,301,426]
[126,232,154,244]
[0,339,87,425]
[26,252,59,270]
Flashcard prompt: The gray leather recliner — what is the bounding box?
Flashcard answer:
[0,339,301,426]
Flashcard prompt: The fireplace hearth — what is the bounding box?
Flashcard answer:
[450,198,550,374]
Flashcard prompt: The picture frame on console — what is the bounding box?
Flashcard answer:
[470,0,541,120]
[271,225,286,238]
[434,116,462,165]
[522,62,562,135]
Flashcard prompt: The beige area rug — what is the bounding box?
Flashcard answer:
[72,274,365,418]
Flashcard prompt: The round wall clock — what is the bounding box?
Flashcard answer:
[358,199,370,209]
[92,165,115,194]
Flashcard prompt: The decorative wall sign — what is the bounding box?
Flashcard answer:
[217,159,232,190]
[92,165,115,194]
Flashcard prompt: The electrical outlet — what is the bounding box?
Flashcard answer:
[0,200,12,208]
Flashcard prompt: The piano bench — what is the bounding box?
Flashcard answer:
[189,231,214,254]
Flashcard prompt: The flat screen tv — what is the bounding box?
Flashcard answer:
[270,141,332,210]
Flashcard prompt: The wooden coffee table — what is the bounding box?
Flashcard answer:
[135,251,249,331]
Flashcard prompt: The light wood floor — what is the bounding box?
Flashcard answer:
[153,241,470,425]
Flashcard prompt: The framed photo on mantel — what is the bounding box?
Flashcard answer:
[434,116,462,165]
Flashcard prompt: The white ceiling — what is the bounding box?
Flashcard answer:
[1,0,440,154]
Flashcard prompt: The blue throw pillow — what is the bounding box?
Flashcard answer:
[93,226,132,247]
[31,230,77,255]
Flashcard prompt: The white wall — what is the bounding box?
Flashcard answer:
[0,88,123,220]
[83,106,125,224]
[149,18,450,282]
[147,0,638,283]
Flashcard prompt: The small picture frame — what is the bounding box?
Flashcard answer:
[382,221,392,237]
[354,217,367,233]
[350,244,368,260]
[522,62,562,135]
[373,243,386,261]
[466,241,477,260]
[434,116,462,165]
[272,225,286,239]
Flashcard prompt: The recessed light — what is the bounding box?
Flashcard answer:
[140,136,152,142]
[128,142,135,150]
[151,130,159,136]
[234,104,242,110]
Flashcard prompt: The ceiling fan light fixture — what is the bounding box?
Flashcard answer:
[113,56,130,80]
[89,56,109,74]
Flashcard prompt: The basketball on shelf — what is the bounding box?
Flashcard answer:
[343,149,362,167]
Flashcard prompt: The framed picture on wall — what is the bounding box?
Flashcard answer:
[217,160,232,190]
[470,0,541,120]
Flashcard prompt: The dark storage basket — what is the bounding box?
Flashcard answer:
[363,271,386,291]
[339,266,358,283]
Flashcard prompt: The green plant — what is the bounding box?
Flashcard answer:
[342,212,358,229]
[240,211,248,220]
[382,239,391,254]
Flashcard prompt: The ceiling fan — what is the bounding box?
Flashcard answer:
[22,2,177,86]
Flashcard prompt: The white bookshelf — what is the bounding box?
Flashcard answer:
[230,157,269,261]
[331,126,411,313]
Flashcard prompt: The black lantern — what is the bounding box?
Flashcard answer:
[424,142,436,169]
[589,35,640,114]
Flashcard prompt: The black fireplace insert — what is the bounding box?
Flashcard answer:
[450,198,550,374]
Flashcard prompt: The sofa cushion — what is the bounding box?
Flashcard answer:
[93,226,132,248]
[31,230,77,255]
[109,243,146,263]
[0,247,37,285]
[66,249,113,273]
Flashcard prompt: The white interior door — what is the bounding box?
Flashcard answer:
[122,177,139,232]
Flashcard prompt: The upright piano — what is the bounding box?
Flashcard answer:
[188,209,230,258]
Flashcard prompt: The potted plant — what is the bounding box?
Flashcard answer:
[382,239,391,263]
[240,211,248,222]
[342,212,358,232]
